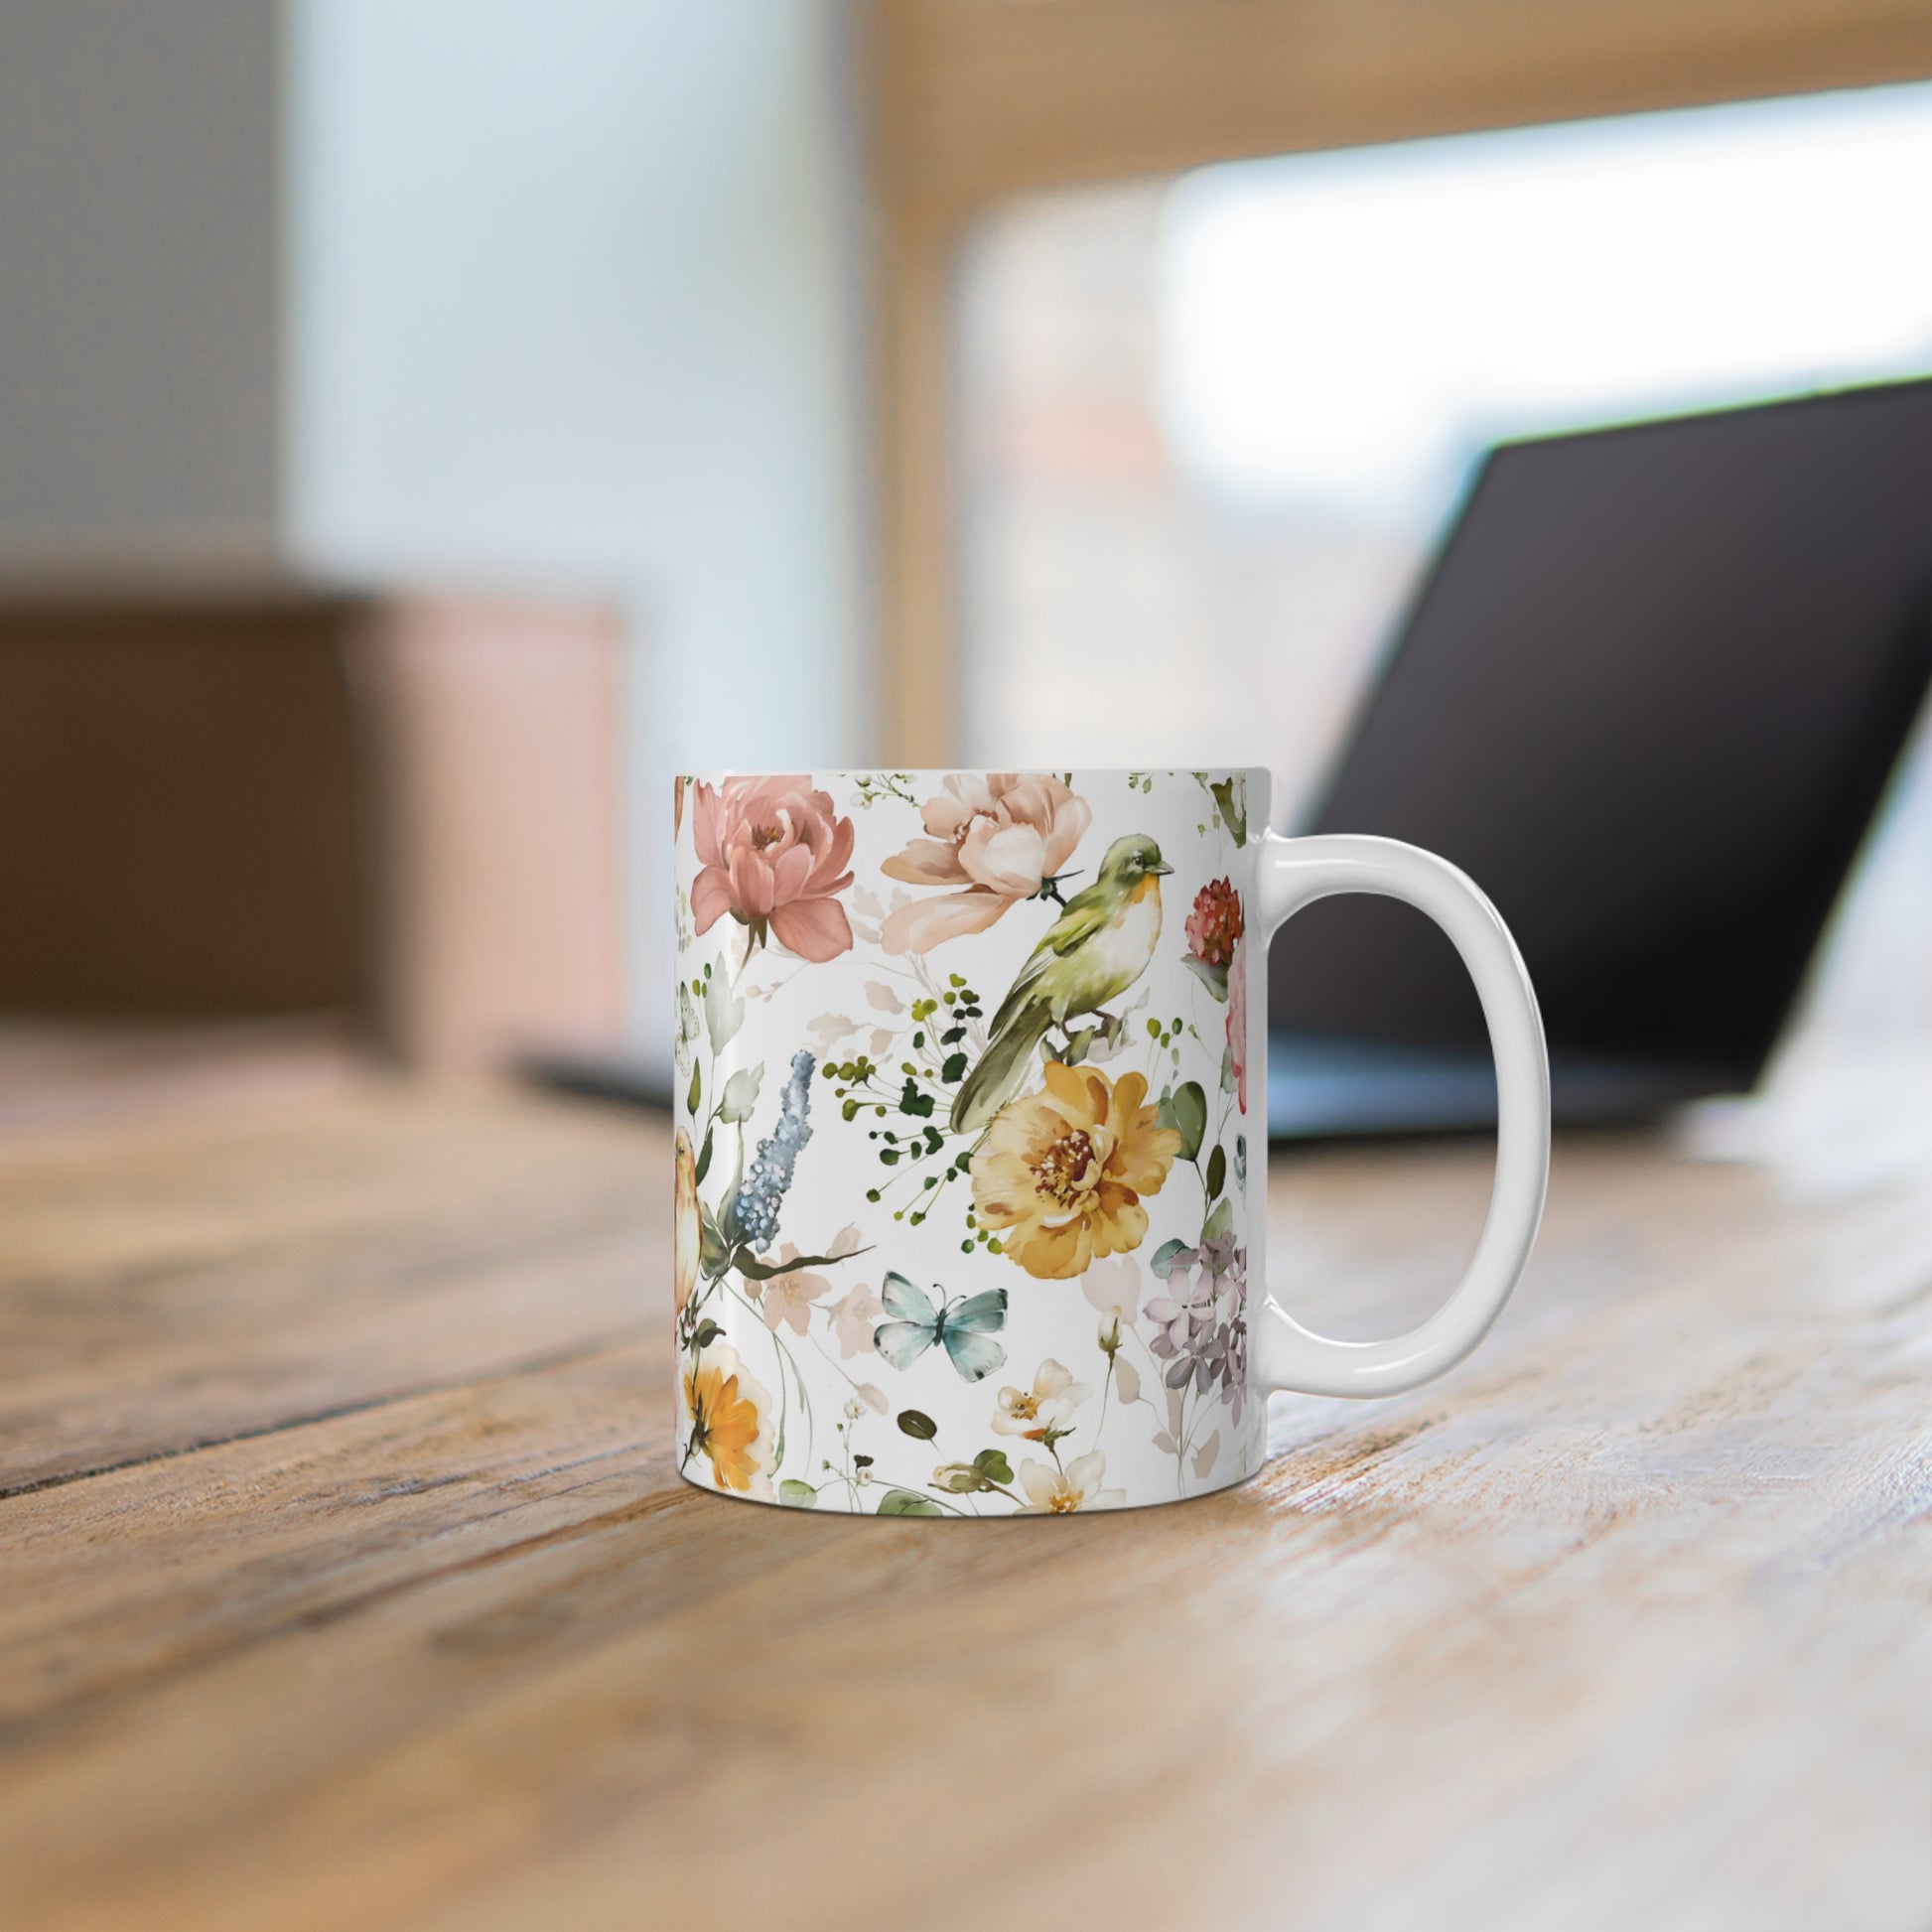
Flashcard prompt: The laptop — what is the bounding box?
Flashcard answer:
[1267,376,1932,1138]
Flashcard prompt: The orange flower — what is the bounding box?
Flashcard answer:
[970,1062,1181,1281]
[682,1343,774,1498]
[673,1127,700,1317]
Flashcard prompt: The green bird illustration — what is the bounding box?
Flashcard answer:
[950,833,1173,1135]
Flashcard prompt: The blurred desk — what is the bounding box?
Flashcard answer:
[0,1066,1927,1930]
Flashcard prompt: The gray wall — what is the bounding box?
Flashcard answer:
[0,0,281,561]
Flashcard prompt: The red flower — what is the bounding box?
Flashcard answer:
[1185,878,1245,968]
[690,775,855,962]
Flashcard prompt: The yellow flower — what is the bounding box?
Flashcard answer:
[970,1062,1181,1281]
[682,1342,774,1498]
[673,1127,701,1317]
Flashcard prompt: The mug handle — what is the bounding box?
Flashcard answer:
[1254,833,1551,1399]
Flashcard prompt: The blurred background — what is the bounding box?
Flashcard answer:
[4,0,1932,1114]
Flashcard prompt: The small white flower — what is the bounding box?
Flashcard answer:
[1016,1451,1125,1515]
[843,1398,865,1422]
[1082,1256,1141,1352]
[992,1359,1091,1440]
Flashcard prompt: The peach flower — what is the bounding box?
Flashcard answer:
[691,775,855,962]
[880,773,1091,954]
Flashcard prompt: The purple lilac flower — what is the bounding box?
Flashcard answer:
[1144,1239,1249,1424]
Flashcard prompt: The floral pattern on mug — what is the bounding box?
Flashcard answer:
[970,1063,1180,1281]
[880,771,1091,954]
[674,769,1258,1515]
[682,1341,776,1499]
[691,774,857,962]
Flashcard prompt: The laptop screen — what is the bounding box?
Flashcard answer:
[1269,377,1932,1084]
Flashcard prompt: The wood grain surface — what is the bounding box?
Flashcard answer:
[0,1071,1926,1930]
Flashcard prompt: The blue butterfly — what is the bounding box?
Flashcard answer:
[873,1273,1009,1382]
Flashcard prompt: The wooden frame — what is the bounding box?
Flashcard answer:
[0,587,622,1071]
[869,0,1932,763]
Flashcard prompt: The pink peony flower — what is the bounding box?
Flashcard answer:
[1226,937,1248,1112]
[691,775,855,962]
[880,772,1091,954]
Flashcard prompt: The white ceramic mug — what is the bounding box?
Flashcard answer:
[672,768,1548,1515]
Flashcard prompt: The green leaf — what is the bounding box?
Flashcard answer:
[719,1064,763,1123]
[940,1051,968,1083]
[1150,1236,1189,1280]
[898,1078,935,1118]
[1210,775,1248,846]
[1205,1142,1227,1202]
[704,973,745,1051]
[1172,1081,1208,1162]
[685,1064,702,1116]
[698,1201,731,1278]
[694,1124,714,1184]
[972,1447,1014,1484]
[691,1318,722,1349]
[1182,954,1230,1002]
[1202,1196,1235,1246]
[897,1409,938,1441]
[932,1462,989,1493]
[1220,1041,1237,1095]
[777,1479,817,1508]
[877,1488,943,1517]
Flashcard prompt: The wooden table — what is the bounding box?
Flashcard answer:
[1,1061,1927,1930]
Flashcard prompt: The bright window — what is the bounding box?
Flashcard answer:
[958,82,1932,837]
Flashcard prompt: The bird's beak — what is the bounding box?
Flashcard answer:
[1149,861,1173,876]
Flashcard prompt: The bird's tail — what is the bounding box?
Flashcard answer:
[950,1002,1052,1135]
